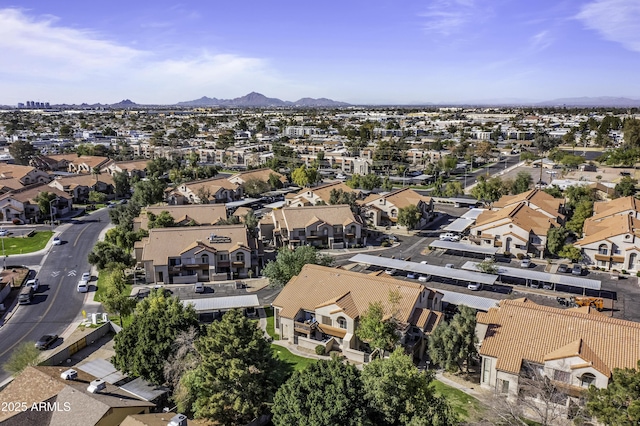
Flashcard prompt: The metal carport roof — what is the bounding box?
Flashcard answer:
[460,261,601,291]
[429,240,500,256]
[349,254,498,285]
[443,218,475,233]
[182,294,260,313]
[436,289,500,312]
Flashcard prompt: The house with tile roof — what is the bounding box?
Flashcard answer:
[103,159,149,178]
[226,167,287,186]
[133,204,228,231]
[48,174,115,203]
[0,163,52,186]
[476,299,640,405]
[575,198,640,271]
[285,181,361,207]
[167,177,241,205]
[469,191,562,257]
[137,225,260,283]
[260,204,364,249]
[33,154,113,174]
[273,264,444,362]
[0,366,154,426]
[360,187,434,227]
[491,189,565,224]
[0,184,72,224]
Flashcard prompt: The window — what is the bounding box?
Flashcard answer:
[201,254,209,264]
[219,254,228,261]
[322,316,331,325]
[553,369,570,383]
[482,358,491,384]
[500,379,510,394]
[580,373,596,388]
[337,317,347,329]
[236,253,245,262]
[598,244,608,255]
[350,225,356,234]
[390,209,398,218]
[323,228,328,236]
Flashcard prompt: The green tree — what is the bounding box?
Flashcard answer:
[88,241,135,270]
[543,185,564,198]
[566,200,593,234]
[362,349,457,426]
[615,177,638,198]
[262,246,334,287]
[511,171,533,194]
[623,118,640,148]
[476,259,498,274]
[558,244,582,262]
[88,190,106,203]
[397,205,421,230]
[291,165,311,187]
[179,310,285,424]
[429,305,477,373]
[242,177,270,197]
[356,301,399,358]
[586,360,640,425]
[471,176,506,202]
[113,171,131,198]
[112,290,199,385]
[444,181,464,197]
[244,211,259,238]
[272,357,368,426]
[131,179,166,206]
[3,342,41,375]
[8,140,36,165]
[361,173,382,191]
[382,176,393,191]
[268,172,283,189]
[59,124,72,137]
[546,227,569,256]
[33,191,58,217]
[99,267,136,326]
[148,211,176,228]
[329,188,358,211]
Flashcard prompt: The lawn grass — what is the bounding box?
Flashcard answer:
[263,306,280,340]
[430,379,483,421]
[1,231,53,255]
[272,345,317,371]
[94,271,132,303]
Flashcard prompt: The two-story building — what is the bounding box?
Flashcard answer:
[285,181,361,207]
[272,264,444,363]
[0,164,52,186]
[491,189,565,224]
[103,159,149,178]
[134,204,228,231]
[476,298,640,417]
[0,185,72,224]
[260,204,364,249]
[226,168,287,187]
[167,177,242,205]
[48,174,115,203]
[137,225,260,283]
[360,187,434,227]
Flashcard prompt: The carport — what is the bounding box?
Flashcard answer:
[182,294,260,321]
[436,289,500,312]
[428,240,499,259]
[460,261,602,292]
[349,254,498,286]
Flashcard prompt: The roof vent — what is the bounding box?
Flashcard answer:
[60,369,77,380]
[87,379,106,394]
[168,413,188,426]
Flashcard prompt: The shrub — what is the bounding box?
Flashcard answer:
[516,253,525,260]
[315,345,326,356]
[381,241,391,247]
[637,271,640,277]
[503,251,511,258]
[622,270,629,275]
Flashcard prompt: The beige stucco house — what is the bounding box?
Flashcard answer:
[134,204,227,231]
[360,187,434,227]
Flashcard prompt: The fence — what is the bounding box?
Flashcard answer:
[40,322,115,367]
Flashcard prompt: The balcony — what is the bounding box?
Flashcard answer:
[294,321,317,334]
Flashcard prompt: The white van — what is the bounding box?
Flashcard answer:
[77,279,89,293]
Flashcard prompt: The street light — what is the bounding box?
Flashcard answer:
[49,197,59,229]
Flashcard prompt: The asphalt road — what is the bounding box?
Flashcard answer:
[0,209,110,383]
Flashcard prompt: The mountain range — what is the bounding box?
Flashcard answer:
[175,92,350,107]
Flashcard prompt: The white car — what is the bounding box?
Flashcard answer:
[420,260,428,264]
[521,258,531,268]
[336,173,347,180]
[384,269,396,275]
[81,272,91,282]
[77,279,89,293]
[0,229,8,236]
[26,278,39,292]
[439,233,460,242]
[418,275,432,282]
[407,273,417,279]
[445,264,455,269]
[467,282,482,291]
[52,236,61,245]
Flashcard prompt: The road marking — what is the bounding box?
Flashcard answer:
[0,271,66,358]
[51,271,60,277]
[73,224,90,247]
[67,270,76,277]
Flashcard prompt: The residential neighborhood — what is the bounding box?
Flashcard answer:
[1,104,640,426]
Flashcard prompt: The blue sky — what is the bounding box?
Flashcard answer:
[1,0,640,105]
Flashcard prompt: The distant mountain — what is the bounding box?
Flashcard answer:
[177,92,349,107]
[110,99,139,108]
[536,97,640,107]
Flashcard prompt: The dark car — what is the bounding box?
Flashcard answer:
[135,288,150,300]
[35,334,58,350]
[572,264,583,276]
[557,264,568,273]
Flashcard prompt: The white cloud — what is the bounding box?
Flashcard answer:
[530,30,553,51]
[420,0,479,36]
[0,8,288,104]
[576,0,640,52]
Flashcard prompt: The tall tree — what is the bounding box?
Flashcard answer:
[429,305,477,373]
[262,246,334,287]
[8,140,36,165]
[272,357,368,426]
[356,301,399,358]
[112,171,131,198]
[242,177,270,197]
[34,191,58,217]
[179,310,286,424]
[586,360,640,425]
[546,227,569,255]
[397,205,421,230]
[112,291,199,385]
[362,349,457,426]
[511,171,533,194]
[148,211,176,228]
[88,241,135,269]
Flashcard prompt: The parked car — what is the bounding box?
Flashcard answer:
[520,258,531,268]
[418,275,432,282]
[0,229,8,236]
[135,288,151,300]
[557,264,569,273]
[81,272,91,281]
[18,286,34,305]
[35,334,58,350]
[52,236,61,245]
[336,173,347,180]
[406,273,417,279]
[445,264,454,269]
[467,282,483,291]
[77,279,89,293]
[194,282,205,293]
[542,283,554,290]
[26,278,39,292]
[384,268,396,275]
[572,264,583,276]
[420,260,428,264]
[439,233,460,242]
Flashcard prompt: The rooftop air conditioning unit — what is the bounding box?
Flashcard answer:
[168,413,188,426]
[60,369,77,380]
[87,379,106,394]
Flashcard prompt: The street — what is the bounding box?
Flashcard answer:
[0,209,110,383]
